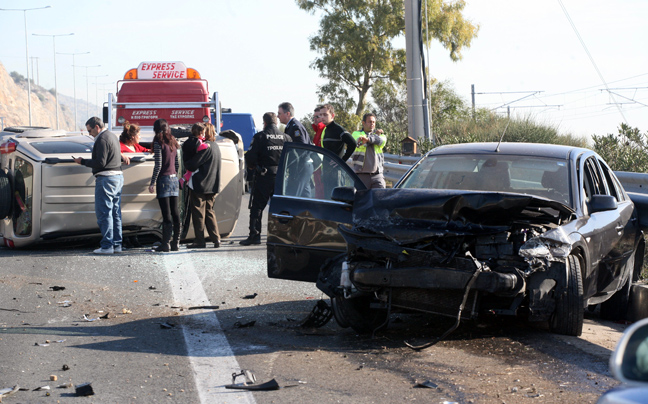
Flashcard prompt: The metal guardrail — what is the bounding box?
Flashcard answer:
[383,153,648,193]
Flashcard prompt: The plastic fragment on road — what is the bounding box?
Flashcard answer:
[0,385,20,400]
[188,305,220,310]
[160,322,175,329]
[33,385,50,391]
[83,314,99,322]
[414,380,439,389]
[234,320,256,328]
[75,382,94,396]
[49,286,65,291]
[231,369,256,385]
[242,293,258,299]
[299,299,333,328]
[225,378,280,391]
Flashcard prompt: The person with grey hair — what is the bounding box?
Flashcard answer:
[74,116,130,254]
[278,102,313,197]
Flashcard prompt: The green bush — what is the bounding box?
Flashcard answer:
[592,124,648,173]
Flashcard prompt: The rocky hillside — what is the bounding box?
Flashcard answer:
[0,61,99,131]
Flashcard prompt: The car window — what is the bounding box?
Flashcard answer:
[583,157,606,198]
[598,159,625,202]
[399,154,571,205]
[13,157,33,237]
[280,147,355,201]
[29,141,93,154]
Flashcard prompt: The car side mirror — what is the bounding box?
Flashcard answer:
[589,194,617,213]
[331,186,356,204]
[609,318,648,386]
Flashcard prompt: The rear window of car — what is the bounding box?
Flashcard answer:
[399,154,571,206]
[30,141,93,154]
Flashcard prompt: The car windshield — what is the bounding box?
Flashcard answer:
[398,154,571,206]
[30,141,93,154]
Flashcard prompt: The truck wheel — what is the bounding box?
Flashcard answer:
[0,170,11,220]
[550,254,584,336]
[332,295,388,334]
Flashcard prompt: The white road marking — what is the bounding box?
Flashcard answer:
[165,253,256,404]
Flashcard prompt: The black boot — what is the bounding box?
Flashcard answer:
[239,234,261,246]
[170,222,181,251]
[155,223,172,252]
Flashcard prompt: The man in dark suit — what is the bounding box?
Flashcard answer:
[278,102,313,197]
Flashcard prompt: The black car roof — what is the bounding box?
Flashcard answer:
[429,142,587,160]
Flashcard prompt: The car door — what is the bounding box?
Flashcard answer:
[267,143,365,282]
[578,156,629,298]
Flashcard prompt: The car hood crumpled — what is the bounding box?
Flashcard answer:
[350,188,574,244]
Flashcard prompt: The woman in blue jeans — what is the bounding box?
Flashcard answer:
[149,119,181,252]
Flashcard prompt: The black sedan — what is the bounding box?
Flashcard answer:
[267,142,644,336]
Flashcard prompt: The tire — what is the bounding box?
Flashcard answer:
[599,251,636,321]
[0,170,11,220]
[331,295,389,334]
[550,254,584,336]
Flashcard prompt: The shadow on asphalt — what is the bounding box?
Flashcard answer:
[0,298,617,379]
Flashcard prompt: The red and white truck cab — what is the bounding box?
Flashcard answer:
[104,61,221,135]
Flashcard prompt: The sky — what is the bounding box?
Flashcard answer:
[1,0,647,141]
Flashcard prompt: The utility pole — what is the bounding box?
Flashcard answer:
[33,32,74,129]
[58,51,90,130]
[404,0,430,142]
[30,56,40,86]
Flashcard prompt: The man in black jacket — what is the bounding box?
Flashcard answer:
[319,104,356,198]
[74,116,129,254]
[240,112,292,246]
[278,102,313,197]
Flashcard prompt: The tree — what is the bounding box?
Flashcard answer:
[297,0,479,115]
[593,124,648,173]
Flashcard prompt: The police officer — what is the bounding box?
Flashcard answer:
[239,112,292,246]
[278,102,314,197]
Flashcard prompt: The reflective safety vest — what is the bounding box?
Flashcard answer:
[351,130,386,174]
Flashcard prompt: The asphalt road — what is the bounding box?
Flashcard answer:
[0,194,630,403]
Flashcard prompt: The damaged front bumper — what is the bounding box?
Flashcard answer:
[351,264,524,295]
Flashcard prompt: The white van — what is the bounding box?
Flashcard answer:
[0,126,244,248]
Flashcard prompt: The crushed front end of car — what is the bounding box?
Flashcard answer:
[317,188,576,334]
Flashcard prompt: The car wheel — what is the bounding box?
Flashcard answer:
[0,170,11,220]
[331,295,388,334]
[550,254,584,336]
[599,252,635,321]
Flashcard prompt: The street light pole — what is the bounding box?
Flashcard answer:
[75,65,100,120]
[89,75,109,116]
[33,32,74,129]
[57,51,90,130]
[0,6,51,126]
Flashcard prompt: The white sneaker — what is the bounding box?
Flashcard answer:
[114,245,125,253]
[93,247,114,254]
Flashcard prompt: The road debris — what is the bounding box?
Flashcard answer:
[188,305,220,310]
[33,385,50,391]
[299,299,333,328]
[62,364,70,371]
[58,300,72,307]
[83,314,99,322]
[225,378,280,391]
[160,322,176,329]
[234,320,256,328]
[75,382,94,396]
[49,286,66,291]
[122,308,132,314]
[57,383,73,389]
[242,293,258,299]
[49,375,57,381]
[414,380,440,389]
[0,385,20,400]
